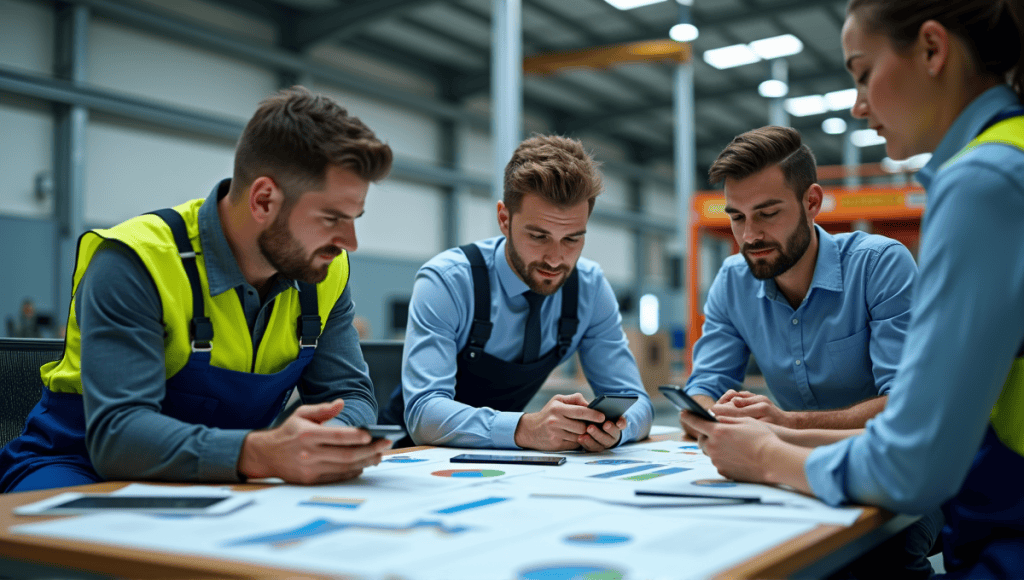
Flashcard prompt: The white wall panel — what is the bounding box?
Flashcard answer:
[458,127,493,177]
[645,184,677,222]
[581,223,633,285]
[599,174,628,211]
[318,86,439,166]
[0,0,52,74]
[0,95,53,218]
[84,119,234,225]
[89,19,276,120]
[459,195,500,245]
[358,179,442,260]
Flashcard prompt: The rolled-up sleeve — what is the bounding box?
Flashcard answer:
[685,268,749,401]
[863,242,916,396]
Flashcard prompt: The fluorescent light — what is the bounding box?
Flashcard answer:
[749,34,803,60]
[669,23,699,42]
[784,95,828,117]
[822,117,848,135]
[639,294,660,336]
[603,0,666,9]
[825,88,857,111]
[703,44,760,69]
[851,129,886,147]
[758,79,788,98]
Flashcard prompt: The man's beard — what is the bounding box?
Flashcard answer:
[507,234,572,296]
[258,209,340,284]
[742,211,812,280]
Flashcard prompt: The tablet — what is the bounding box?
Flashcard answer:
[14,492,253,516]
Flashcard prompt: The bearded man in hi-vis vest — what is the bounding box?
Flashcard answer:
[0,87,395,492]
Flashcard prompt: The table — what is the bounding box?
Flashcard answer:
[0,437,904,579]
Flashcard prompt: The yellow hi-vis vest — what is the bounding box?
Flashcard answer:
[40,198,349,394]
[945,112,1024,457]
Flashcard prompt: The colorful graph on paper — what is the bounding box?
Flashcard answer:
[224,519,474,549]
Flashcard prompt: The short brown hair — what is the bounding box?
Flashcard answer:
[847,0,1024,102]
[233,86,393,199]
[503,135,603,215]
[708,126,817,200]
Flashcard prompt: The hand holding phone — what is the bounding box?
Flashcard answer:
[358,424,407,442]
[659,385,718,422]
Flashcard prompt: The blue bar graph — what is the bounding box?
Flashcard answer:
[434,497,510,514]
[590,464,664,479]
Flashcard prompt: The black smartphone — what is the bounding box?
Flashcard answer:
[586,394,638,424]
[450,453,566,466]
[359,424,407,441]
[658,385,718,422]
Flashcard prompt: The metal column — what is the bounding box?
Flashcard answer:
[768,58,789,127]
[491,0,522,201]
[843,123,861,188]
[672,60,695,331]
[53,2,89,324]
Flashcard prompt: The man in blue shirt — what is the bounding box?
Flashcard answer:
[381,135,652,451]
[684,126,917,431]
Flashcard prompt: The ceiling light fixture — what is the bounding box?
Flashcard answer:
[758,79,788,98]
[784,95,828,117]
[669,23,699,42]
[603,0,666,10]
[824,88,857,111]
[749,34,803,60]
[821,117,848,135]
[703,44,760,69]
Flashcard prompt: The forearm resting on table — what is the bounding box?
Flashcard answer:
[775,426,864,447]
[784,395,887,430]
[762,438,814,495]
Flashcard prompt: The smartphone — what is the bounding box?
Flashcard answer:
[14,492,253,516]
[359,424,407,442]
[587,394,638,424]
[450,454,566,466]
[658,385,718,422]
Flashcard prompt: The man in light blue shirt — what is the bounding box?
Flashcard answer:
[380,135,652,450]
[684,126,917,430]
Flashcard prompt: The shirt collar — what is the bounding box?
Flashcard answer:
[493,237,532,298]
[917,84,1021,190]
[197,179,299,297]
[757,224,841,301]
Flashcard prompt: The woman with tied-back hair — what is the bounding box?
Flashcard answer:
[682,1,1024,577]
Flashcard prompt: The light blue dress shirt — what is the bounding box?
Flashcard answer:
[402,236,653,448]
[686,225,916,411]
[806,85,1024,513]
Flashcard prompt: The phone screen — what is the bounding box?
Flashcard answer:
[587,395,638,423]
[54,496,228,510]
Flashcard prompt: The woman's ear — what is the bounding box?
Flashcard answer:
[918,20,949,77]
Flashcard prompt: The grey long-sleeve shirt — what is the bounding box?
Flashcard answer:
[77,180,376,482]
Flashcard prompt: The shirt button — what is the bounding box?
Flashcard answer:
[792,319,798,325]
[795,360,802,366]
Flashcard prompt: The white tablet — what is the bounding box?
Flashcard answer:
[14,492,253,516]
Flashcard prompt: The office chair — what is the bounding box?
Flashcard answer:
[0,338,64,448]
[358,340,405,414]
[272,340,406,427]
